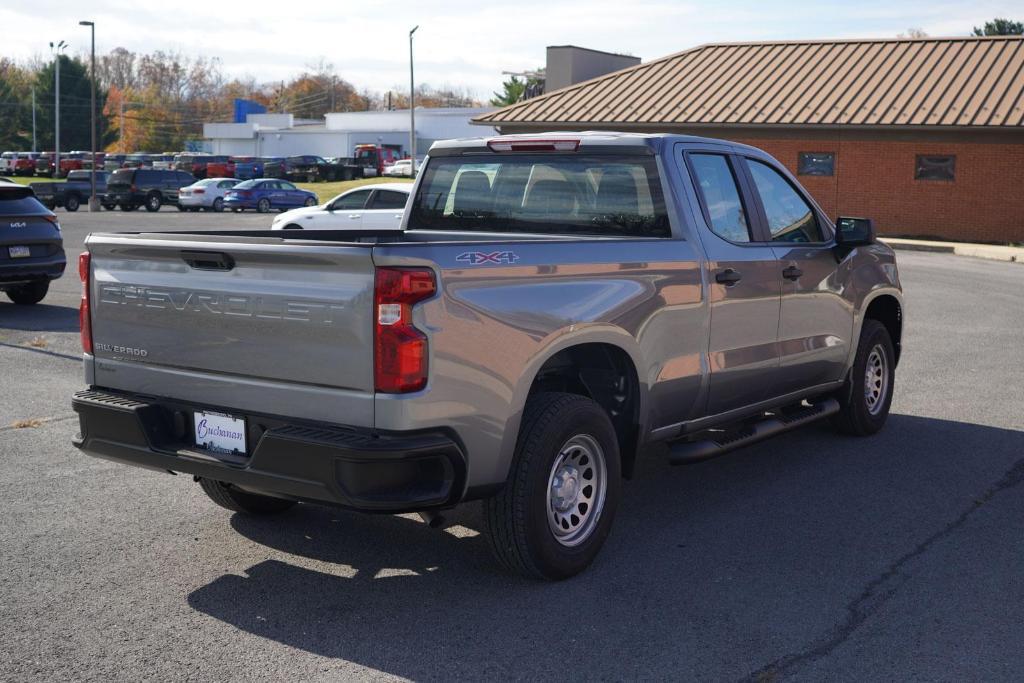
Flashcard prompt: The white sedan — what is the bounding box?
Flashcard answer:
[178,177,241,212]
[383,159,413,177]
[270,182,413,230]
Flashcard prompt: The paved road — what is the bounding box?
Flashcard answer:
[2,212,1023,681]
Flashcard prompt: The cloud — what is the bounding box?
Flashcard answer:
[4,0,1021,99]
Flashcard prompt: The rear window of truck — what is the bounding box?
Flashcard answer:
[409,154,670,238]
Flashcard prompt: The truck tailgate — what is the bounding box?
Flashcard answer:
[86,233,375,426]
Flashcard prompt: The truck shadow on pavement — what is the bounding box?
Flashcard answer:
[0,302,79,332]
[187,413,1024,680]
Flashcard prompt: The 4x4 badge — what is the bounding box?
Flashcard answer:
[456,251,519,265]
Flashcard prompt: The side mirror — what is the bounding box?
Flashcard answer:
[835,216,875,246]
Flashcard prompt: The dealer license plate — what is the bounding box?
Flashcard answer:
[8,246,31,258]
[193,410,247,455]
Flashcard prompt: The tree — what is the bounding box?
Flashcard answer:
[34,55,112,152]
[491,75,527,106]
[490,71,543,106]
[0,61,32,150]
[972,18,1024,35]
[897,28,929,39]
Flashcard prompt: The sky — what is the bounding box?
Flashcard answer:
[2,0,1022,100]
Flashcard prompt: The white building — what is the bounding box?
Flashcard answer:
[203,108,495,158]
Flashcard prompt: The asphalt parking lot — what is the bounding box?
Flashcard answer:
[2,211,1023,681]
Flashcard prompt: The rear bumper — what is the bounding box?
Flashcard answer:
[223,198,257,209]
[0,249,66,284]
[178,195,209,207]
[71,388,466,513]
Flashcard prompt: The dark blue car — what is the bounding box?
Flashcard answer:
[223,179,318,213]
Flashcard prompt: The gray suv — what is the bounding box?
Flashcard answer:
[72,133,902,579]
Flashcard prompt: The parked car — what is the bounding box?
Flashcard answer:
[70,132,903,579]
[34,153,56,177]
[151,154,176,170]
[0,151,17,174]
[382,159,414,177]
[103,154,127,171]
[104,168,196,212]
[271,182,412,230]
[353,144,401,177]
[230,157,265,180]
[0,183,65,305]
[174,154,229,180]
[123,153,154,169]
[13,153,40,176]
[30,170,110,212]
[223,178,318,213]
[178,177,241,212]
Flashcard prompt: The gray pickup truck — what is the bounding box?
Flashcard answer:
[72,133,903,579]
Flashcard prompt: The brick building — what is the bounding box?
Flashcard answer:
[474,36,1024,243]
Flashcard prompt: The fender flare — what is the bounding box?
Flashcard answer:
[845,287,904,373]
[493,325,650,485]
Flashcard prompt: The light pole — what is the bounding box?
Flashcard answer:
[409,25,418,176]
[79,20,98,211]
[49,40,67,178]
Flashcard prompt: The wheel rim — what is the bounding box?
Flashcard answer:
[546,434,607,547]
[149,196,159,209]
[864,344,889,416]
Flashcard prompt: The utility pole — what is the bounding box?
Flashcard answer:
[31,87,37,152]
[409,25,418,173]
[80,20,98,211]
[50,40,67,177]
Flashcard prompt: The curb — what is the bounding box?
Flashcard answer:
[880,239,1022,263]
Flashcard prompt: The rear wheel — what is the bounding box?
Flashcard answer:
[257,198,271,213]
[5,280,49,305]
[831,319,895,436]
[303,197,317,207]
[145,193,162,212]
[483,392,621,580]
[198,478,297,515]
[212,197,224,212]
[64,194,80,212]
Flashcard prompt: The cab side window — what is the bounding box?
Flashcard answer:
[746,159,823,243]
[687,153,751,243]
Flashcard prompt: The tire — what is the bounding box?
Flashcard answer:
[483,392,621,580]
[831,319,895,436]
[176,204,186,212]
[145,193,162,212]
[256,198,271,213]
[198,478,297,515]
[212,197,224,212]
[303,197,317,207]
[6,280,49,305]
[64,194,80,212]
[282,224,303,230]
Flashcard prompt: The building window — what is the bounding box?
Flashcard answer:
[915,155,956,181]
[797,152,835,176]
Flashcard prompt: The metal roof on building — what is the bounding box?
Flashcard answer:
[474,36,1024,129]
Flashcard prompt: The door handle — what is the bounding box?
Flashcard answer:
[782,266,803,281]
[715,268,742,285]
[348,214,361,219]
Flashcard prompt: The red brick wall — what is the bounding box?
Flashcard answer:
[729,136,1024,243]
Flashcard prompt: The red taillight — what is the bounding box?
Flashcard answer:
[130,184,138,192]
[374,267,435,393]
[193,188,205,194]
[487,138,580,152]
[78,252,92,354]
